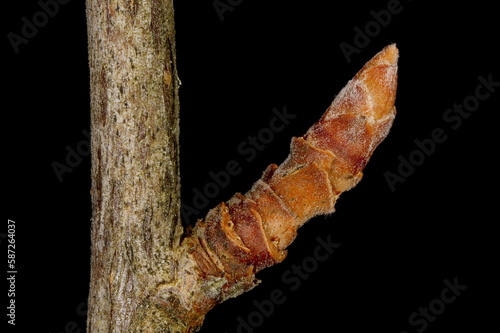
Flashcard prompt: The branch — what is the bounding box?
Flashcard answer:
[86,0,397,330]
[86,0,183,331]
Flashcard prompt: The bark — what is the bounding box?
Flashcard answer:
[86,1,398,332]
[86,0,184,331]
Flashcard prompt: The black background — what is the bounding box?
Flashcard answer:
[5,0,499,332]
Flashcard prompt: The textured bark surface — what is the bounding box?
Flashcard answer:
[86,0,398,331]
[86,0,184,331]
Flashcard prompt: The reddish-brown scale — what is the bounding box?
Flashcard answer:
[185,44,399,322]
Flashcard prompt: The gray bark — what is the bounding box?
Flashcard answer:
[86,0,185,331]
